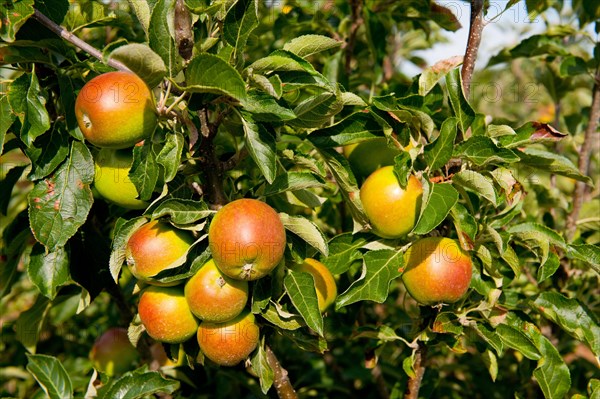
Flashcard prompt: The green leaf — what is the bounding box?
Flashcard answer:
[537,252,560,282]
[97,367,179,399]
[335,249,403,309]
[516,147,593,184]
[109,43,167,88]
[223,0,258,67]
[127,0,152,35]
[0,165,26,215]
[26,354,73,399]
[28,142,94,251]
[156,131,184,183]
[424,117,458,171]
[393,152,411,189]
[452,170,497,207]
[288,90,343,129]
[498,122,566,149]
[183,53,247,102]
[24,126,70,181]
[56,73,83,141]
[446,68,475,133]
[495,324,541,361]
[8,71,51,147]
[0,94,15,154]
[532,291,600,358]
[260,304,303,330]
[28,244,70,300]
[264,172,327,196]
[283,34,342,58]
[16,296,51,353]
[152,199,212,224]
[248,50,319,74]
[450,202,477,241]
[322,233,367,275]
[454,136,520,166]
[148,0,181,76]
[279,213,328,256]
[243,91,296,122]
[130,141,159,201]
[559,55,589,77]
[241,114,276,184]
[250,340,274,394]
[308,112,382,148]
[567,244,600,274]
[418,56,463,96]
[507,223,566,249]
[413,183,459,235]
[284,270,323,336]
[0,0,35,42]
[109,217,147,282]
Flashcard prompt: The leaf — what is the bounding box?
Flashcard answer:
[109,43,167,88]
[335,249,403,309]
[24,126,70,181]
[156,131,184,183]
[223,0,258,67]
[283,34,342,58]
[243,91,296,122]
[264,172,327,196]
[0,0,35,42]
[28,244,70,300]
[445,68,475,133]
[532,292,600,358]
[288,90,343,129]
[127,0,152,34]
[260,305,303,330]
[284,270,323,336]
[97,367,179,399]
[0,165,27,215]
[507,223,566,249]
[413,183,459,235]
[393,152,411,189]
[567,244,600,274]
[130,140,159,201]
[152,199,212,224]
[559,55,589,77]
[248,50,319,74]
[537,252,560,283]
[0,94,15,154]
[279,213,328,256]
[15,296,51,353]
[454,136,520,166]
[241,113,276,184]
[419,56,463,96]
[56,73,83,141]
[148,0,181,75]
[183,53,247,102]
[517,147,593,184]
[28,142,94,251]
[322,233,368,275]
[109,217,147,282]
[424,117,458,171]
[498,122,567,148]
[495,325,541,361]
[26,354,73,399]
[308,112,382,148]
[450,202,477,242]
[250,340,274,394]
[8,71,51,147]
[452,170,497,207]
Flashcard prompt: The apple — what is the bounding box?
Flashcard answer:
[359,166,423,238]
[208,199,286,281]
[75,71,157,149]
[197,311,260,366]
[401,237,472,305]
[126,220,194,283]
[343,138,402,180]
[89,327,138,376]
[289,258,337,312]
[94,148,149,209]
[185,259,249,322]
[138,286,199,344]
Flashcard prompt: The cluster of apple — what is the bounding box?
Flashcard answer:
[75,71,157,209]
[346,140,473,305]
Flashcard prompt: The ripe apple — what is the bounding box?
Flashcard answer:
[197,311,260,366]
[208,199,286,281]
[185,259,249,322]
[289,258,337,312]
[126,220,194,283]
[138,286,199,344]
[401,237,472,305]
[89,327,138,376]
[343,138,402,180]
[75,71,157,149]
[360,166,423,238]
[94,148,148,209]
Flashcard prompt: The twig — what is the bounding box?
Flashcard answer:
[567,69,600,239]
[198,108,228,207]
[31,9,131,72]
[345,0,363,77]
[266,345,298,399]
[404,342,427,399]
[174,0,194,60]
[461,0,484,99]
[371,363,390,399]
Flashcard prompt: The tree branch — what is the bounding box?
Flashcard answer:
[198,108,228,208]
[567,69,600,239]
[31,9,131,72]
[404,342,427,399]
[345,0,364,77]
[174,0,194,60]
[266,345,298,399]
[461,0,484,99]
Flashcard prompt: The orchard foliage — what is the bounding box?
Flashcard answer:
[1,1,599,398]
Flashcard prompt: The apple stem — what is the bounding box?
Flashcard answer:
[31,9,132,73]
[266,345,298,399]
[567,68,600,240]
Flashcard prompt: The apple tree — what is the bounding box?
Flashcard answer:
[1,0,599,398]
